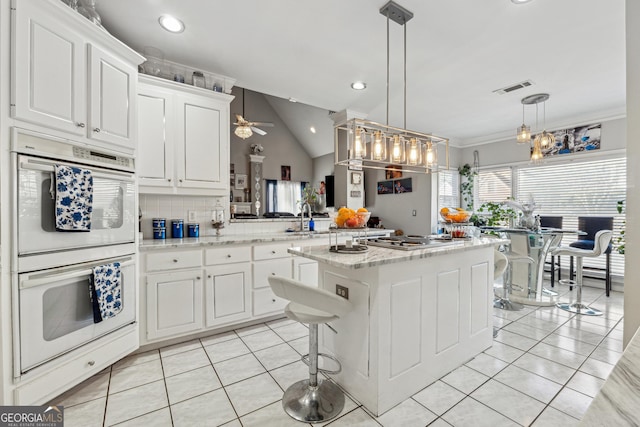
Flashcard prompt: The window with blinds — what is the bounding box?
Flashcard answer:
[476,167,513,206]
[516,157,626,276]
[437,169,460,209]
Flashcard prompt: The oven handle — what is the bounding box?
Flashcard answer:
[20,259,135,290]
[19,159,135,182]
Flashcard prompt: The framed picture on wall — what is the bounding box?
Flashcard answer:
[351,172,362,185]
[281,165,291,181]
[385,165,402,179]
[235,174,247,189]
[377,180,394,194]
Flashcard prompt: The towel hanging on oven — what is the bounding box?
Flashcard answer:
[89,262,123,323]
[54,165,94,231]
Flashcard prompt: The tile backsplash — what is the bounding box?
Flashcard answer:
[139,195,329,239]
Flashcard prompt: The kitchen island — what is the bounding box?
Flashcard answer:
[288,236,507,416]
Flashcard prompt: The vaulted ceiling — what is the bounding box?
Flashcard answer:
[97,0,626,157]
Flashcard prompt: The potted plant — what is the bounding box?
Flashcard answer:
[471,201,516,228]
[616,200,625,254]
[458,163,476,211]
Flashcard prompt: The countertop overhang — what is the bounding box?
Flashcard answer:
[288,237,509,269]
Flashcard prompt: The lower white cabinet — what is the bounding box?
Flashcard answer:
[146,269,203,340]
[205,264,251,327]
[294,257,319,286]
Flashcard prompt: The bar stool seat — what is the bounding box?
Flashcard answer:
[553,230,612,316]
[494,252,534,311]
[268,275,351,423]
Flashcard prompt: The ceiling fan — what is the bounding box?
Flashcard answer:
[233,88,274,139]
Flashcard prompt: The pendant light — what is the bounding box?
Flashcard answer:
[530,102,544,163]
[333,1,449,174]
[516,102,531,143]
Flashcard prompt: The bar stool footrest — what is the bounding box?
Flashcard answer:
[301,352,342,375]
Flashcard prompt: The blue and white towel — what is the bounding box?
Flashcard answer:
[89,262,123,323]
[55,165,93,231]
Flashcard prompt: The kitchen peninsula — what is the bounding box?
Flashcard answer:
[289,237,507,416]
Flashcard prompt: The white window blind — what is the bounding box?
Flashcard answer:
[477,167,513,207]
[437,169,460,209]
[516,157,626,276]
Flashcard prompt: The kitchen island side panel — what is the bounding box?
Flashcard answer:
[317,245,494,416]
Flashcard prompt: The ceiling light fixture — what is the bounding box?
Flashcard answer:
[234,89,252,139]
[335,1,448,174]
[521,93,551,163]
[511,0,533,4]
[516,102,531,144]
[158,14,185,33]
[310,126,317,134]
[351,81,367,90]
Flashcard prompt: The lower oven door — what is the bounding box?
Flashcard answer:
[18,255,136,373]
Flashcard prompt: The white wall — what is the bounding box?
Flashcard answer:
[624,0,639,347]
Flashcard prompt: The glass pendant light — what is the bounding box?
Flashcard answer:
[407,138,422,166]
[353,127,366,159]
[538,101,553,147]
[425,140,435,167]
[516,103,531,143]
[235,125,252,139]
[531,138,543,163]
[372,131,387,160]
[390,135,405,163]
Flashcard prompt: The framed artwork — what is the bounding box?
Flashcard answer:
[281,165,291,181]
[394,178,412,194]
[235,174,247,189]
[230,163,235,186]
[536,123,602,158]
[377,180,394,194]
[385,165,402,179]
[351,172,362,185]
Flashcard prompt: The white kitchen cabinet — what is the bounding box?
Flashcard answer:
[146,270,204,340]
[138,75,232,196]
[205,264,251,327]
[294,257,319,286]
[11,0,141,153]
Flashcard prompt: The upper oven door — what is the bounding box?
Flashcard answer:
[17,154,136,257]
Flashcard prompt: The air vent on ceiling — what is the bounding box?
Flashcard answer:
[493,80,534,95]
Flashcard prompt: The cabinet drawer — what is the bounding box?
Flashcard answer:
[253,288,288,317]
[146,250,202,272]
[205,246,251,265]
[253,243,291,261]
[253,258,292,289]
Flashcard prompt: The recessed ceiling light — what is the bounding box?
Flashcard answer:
[351,81,367,90]
[288,97,297,103]
[158,15,185,33]
[310,126,317,134]
[511,0,533,4]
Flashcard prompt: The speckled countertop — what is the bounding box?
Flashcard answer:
[139,229,393,251]
[288,237,508,269]
[580,327,640,426]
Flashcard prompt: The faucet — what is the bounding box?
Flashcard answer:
[300,202,312,232]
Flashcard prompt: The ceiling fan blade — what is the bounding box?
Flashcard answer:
[251,126,267,136]
[250,122,274,127]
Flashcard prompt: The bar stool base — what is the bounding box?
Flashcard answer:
[282,379,345,422]
[556,302,602,316]
[494,297,524,311]
[559,279,576,291]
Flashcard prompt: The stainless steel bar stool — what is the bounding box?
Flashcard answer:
[552,230,612,316]
[494,252,534,311]
[268,275,351,423]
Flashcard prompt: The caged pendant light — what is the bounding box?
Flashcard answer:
[516,102,531,143]
[334,1,448,174]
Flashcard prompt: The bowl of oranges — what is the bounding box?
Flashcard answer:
[334,207,370,228]
[439,207,472,223]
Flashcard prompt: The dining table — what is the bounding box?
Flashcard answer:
[483,227,584,306]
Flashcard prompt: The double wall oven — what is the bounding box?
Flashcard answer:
[12,128,137,375]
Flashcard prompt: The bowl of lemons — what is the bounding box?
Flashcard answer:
[334,207,370,228]
[439,207,472,223]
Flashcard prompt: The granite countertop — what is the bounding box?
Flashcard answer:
[288,237,508,269]
[580,327,640,426]
[139,229,393,251]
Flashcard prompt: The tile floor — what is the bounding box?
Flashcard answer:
[51,277,624,427]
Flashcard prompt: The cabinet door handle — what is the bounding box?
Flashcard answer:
[88,360,95,366]
[179,179,183,183]
[93,127,101,133]
[173,259,178,262]
[227,254,232,258]
[271,272,276,275]
[196,276,201,280]
[168,178,172,182]
[76,122,86,128]
[272,299,276,303]
[271,250,276,254]
[208,275,212,278]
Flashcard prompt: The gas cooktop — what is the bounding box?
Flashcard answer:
[360,235,458,251]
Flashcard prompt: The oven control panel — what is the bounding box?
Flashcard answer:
[73,146,134,170]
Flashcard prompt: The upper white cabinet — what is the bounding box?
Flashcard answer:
[138,75,233,196]
[11,0,142,153]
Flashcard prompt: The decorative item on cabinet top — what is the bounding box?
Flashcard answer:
[139,56,236,94]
